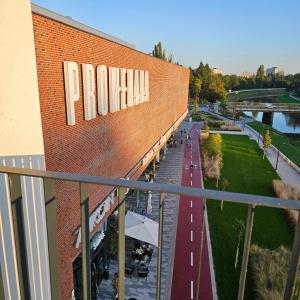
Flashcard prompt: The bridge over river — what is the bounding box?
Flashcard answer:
[227,102,300,113]
[226,102,300,127]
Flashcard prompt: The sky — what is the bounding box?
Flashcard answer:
[33,0,300,75]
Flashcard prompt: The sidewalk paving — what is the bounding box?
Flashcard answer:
[245,125,300,188]
[97,122,191,299]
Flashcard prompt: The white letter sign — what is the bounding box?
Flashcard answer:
[97,65,108,116]
[64,61,80,125]
[82,64,96,120]
[109,67,120,113]
[63,62,150,125]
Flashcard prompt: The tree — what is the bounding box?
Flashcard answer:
[256,65,265,88]
[220,178,230,211]
[263,130,272,159]
[233,219,245,269]
[152,42,166,60]
[190,77,202,101]
[219,98,228,114]
[152,42,177,64]
[193,99,199,114]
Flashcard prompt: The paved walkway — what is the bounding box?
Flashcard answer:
[245,125,300,188]
[205,110,300,189]
[171,124,213,300]
[98,122,190,299]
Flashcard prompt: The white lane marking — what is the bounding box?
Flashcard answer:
[190,180,193,186]
[190,172,193,178]
[190,200,193,208]
[191,213,193,223]
[191,252,194,266]
[191,280,194,299]
[190,230,193,242]
[190,160,193,164]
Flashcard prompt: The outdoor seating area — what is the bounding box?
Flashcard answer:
[96,127,187,299]
[125,241,154,279]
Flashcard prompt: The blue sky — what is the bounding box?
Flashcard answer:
[33,0,300,75]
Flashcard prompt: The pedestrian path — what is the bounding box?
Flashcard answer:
[245,125,300,188]
[171,124,213,300]
[98,122,190,299]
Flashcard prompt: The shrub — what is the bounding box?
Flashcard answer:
[201,133,223,183]
[272,180,300,228]
[207,120,223,129]
[220,124,242,131]
[250,245,300,300]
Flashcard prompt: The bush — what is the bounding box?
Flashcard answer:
[250,245,300,300]
[272,180,300,228]
[220,124,242,131]
[201,134,223,182]
[207,120,223,129]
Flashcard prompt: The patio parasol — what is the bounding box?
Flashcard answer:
[125,211,158,247]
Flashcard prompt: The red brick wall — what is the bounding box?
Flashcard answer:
[32,13,189,299]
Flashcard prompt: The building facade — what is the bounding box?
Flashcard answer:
[0,2,189,300]
[241,71,255,78]
[266,66,285,76]
[212,67,223,75]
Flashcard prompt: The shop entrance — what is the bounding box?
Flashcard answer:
[73,234,110,299]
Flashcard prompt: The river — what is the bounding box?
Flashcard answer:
[244,111,300,134]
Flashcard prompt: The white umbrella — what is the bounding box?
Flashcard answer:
[147,192,152,215]
[125,211,158,247]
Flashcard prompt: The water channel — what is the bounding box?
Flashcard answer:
[244,111,300,134]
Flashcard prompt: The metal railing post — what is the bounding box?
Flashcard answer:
[237,205,255,300]
[275,149,280,170]
[43,178,60,300]
[0,263,4,300]
[283,213,300,300]
[118,187,126,300]
[80,183,91,300]
[8,174,31,300]
[156,192,164,300]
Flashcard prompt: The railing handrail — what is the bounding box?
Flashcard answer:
[1,165,299,210]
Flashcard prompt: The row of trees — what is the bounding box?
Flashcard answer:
[190,62,226,103]
[151,42,300,101]
[190,62,300,103]
[152,41,182,65]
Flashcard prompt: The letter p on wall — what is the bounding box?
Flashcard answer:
[64,61,80,125]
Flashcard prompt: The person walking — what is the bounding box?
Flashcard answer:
[190,164,194,172]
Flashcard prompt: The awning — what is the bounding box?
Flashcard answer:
[125,211,158,247]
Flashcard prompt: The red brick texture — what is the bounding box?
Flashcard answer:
[32,13,189,299]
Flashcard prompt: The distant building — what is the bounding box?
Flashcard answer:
[241,71,255,78]
[212,67,223,75]
[266,67,285,76]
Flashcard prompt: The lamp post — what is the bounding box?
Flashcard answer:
[275,149,280,170]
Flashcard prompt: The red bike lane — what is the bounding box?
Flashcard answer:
[171,124,213,300]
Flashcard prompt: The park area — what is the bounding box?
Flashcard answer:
[247,120,300,168]
[202,134,296,299]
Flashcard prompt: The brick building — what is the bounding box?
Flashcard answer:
[31,4,188,299]
[0,1,188,298]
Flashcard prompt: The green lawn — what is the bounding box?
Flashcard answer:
[247,121,300,168]
[277,94,300,103]
[204,134,293,300]
[227,88,287,102]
